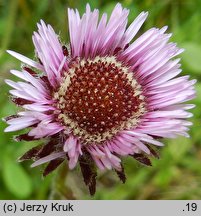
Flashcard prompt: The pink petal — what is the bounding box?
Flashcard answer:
[7,50,43,70]
[31,152,65,167]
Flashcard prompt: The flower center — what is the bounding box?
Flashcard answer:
[54,56,146,144]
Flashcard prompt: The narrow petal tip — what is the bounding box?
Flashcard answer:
[4,126,12,132]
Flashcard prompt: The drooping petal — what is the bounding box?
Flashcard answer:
[64,135,82,169]
[87,144,121,171]
[31,152,66,167]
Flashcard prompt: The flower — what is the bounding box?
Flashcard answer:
[4,3,196,195]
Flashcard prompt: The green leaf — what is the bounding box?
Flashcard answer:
[168,137,190,162]
[181,43,201,74]
[2,156,33,198]
[194,84,201,106]
[153,167,174,188]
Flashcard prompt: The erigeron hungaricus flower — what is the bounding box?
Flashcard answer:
[4,3,196,195]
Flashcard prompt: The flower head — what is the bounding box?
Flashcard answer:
[4,3,196,195]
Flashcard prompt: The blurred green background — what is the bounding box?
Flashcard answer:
[0,0,201,200]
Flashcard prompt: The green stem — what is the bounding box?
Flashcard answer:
[49,163,76,199]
